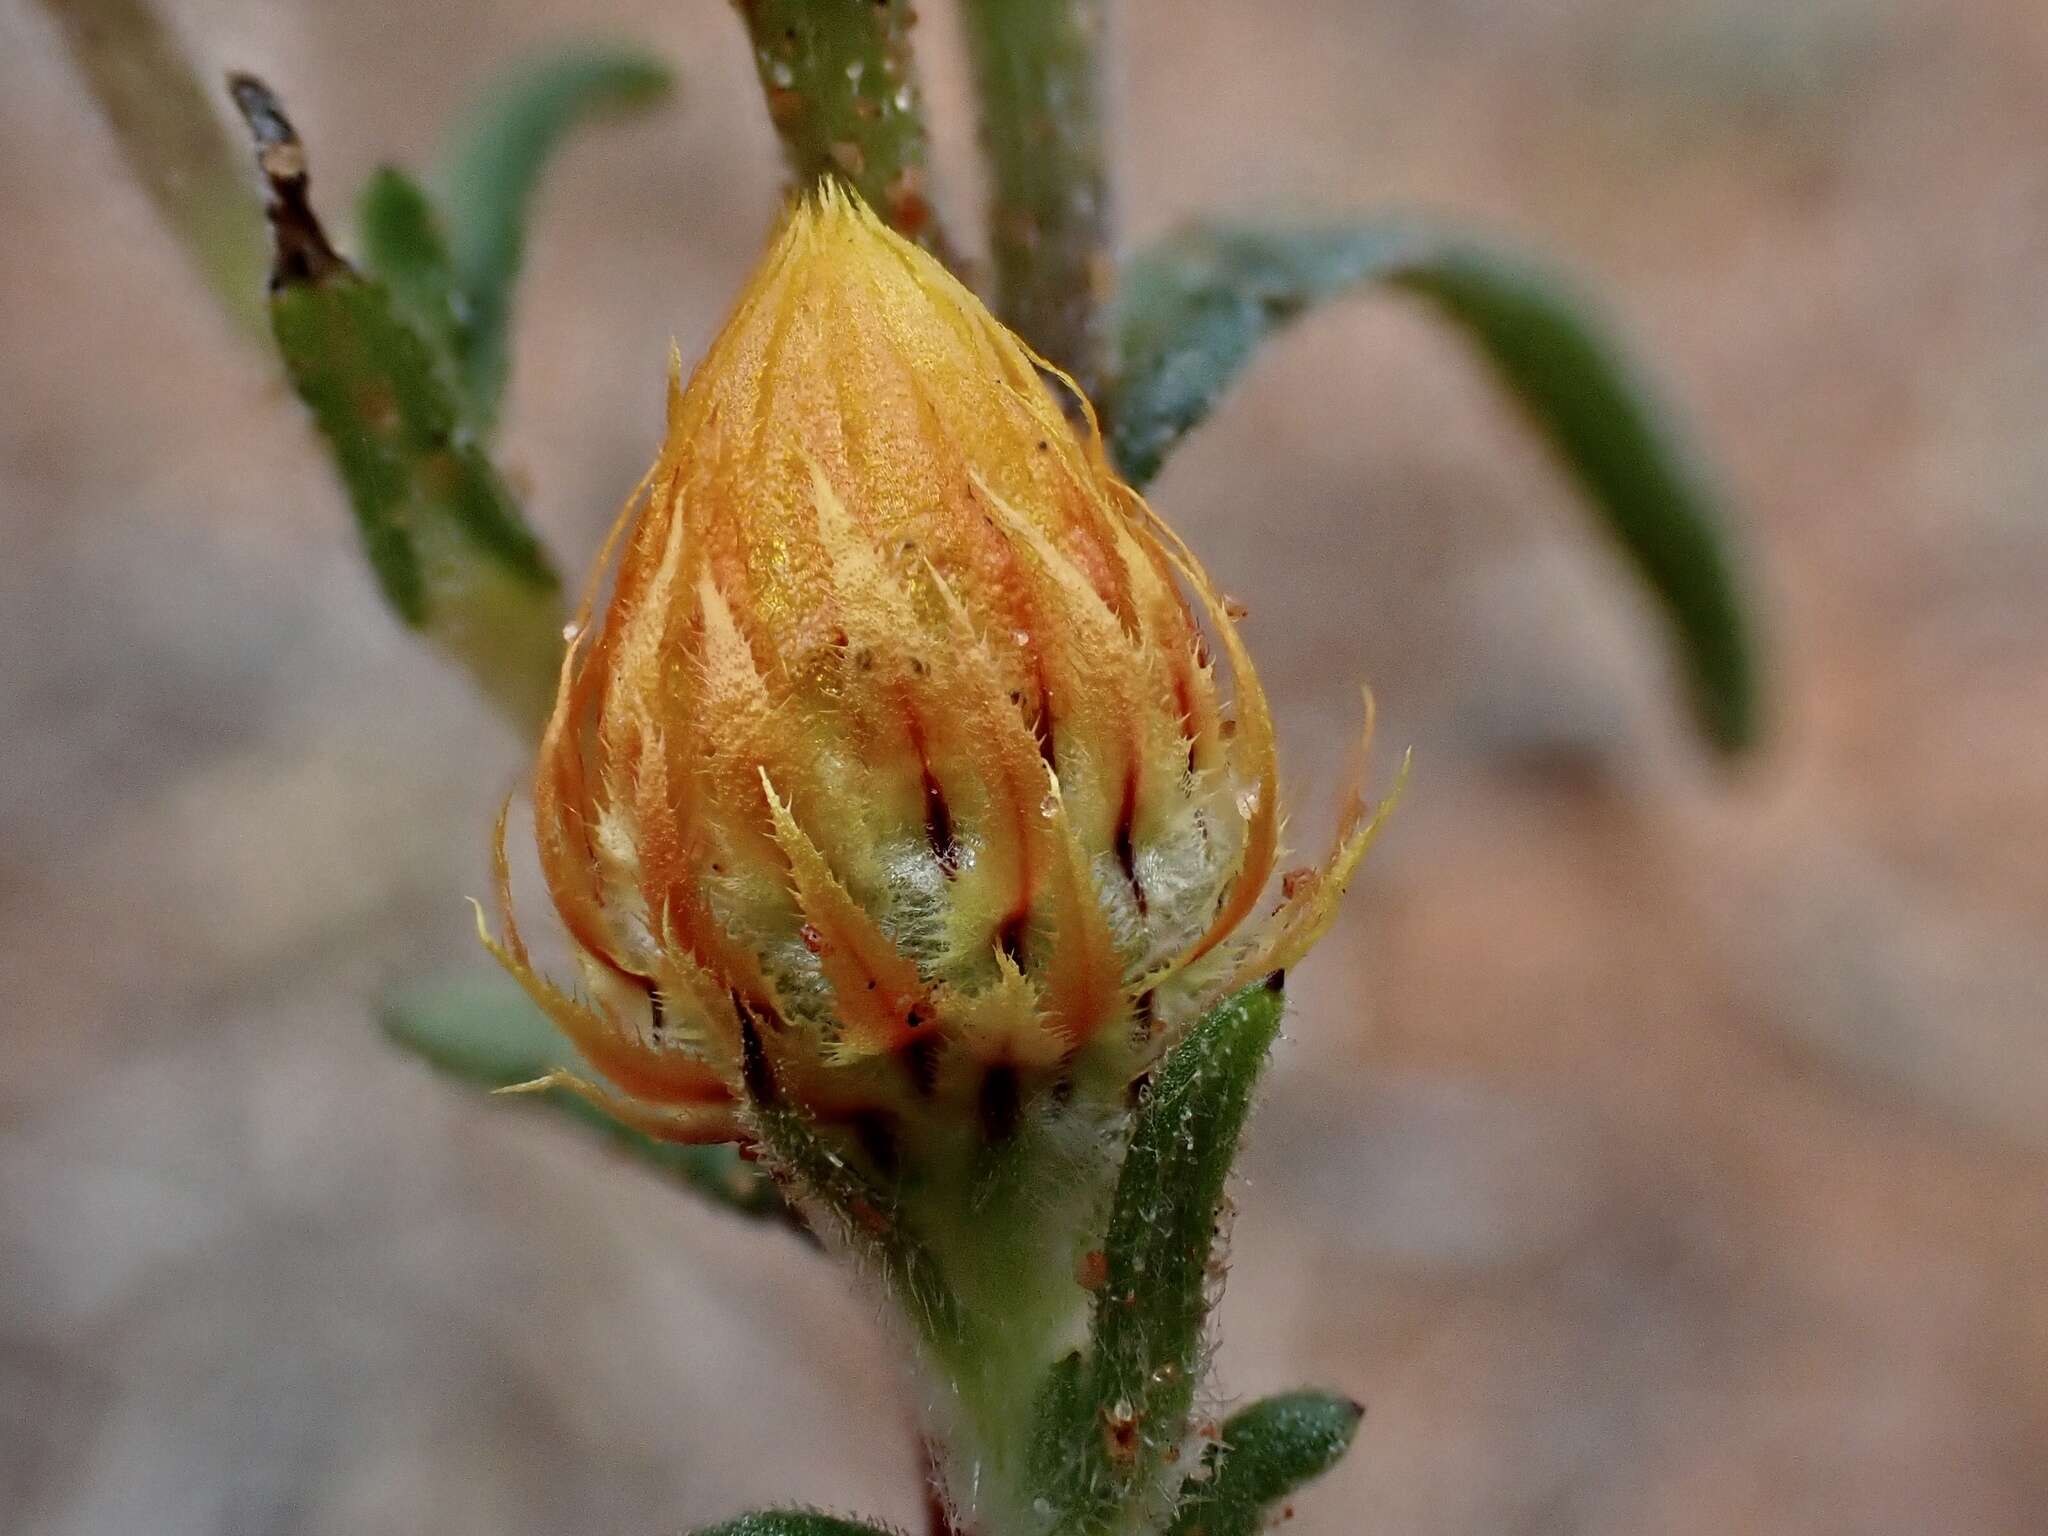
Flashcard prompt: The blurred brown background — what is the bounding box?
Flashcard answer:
[4,0,2046,1532]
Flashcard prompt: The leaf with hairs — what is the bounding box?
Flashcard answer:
[1108,220,1762,753]
[1166,1391,1364,1536]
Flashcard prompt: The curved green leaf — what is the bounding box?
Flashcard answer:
[356,165,462,370]
[379,968,790,1225]
[436,45,674,425]
[1166,1392,1364,1536]
[268,267,566,727]
[1107,220,1762,754]
[1109,224,1420,488]
[267,263,558,600]
[1033,977,1288,1532]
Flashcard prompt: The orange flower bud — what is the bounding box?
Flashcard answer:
[484,186,1391,1160]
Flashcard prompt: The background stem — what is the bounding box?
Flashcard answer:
[36,0,269,335]
[958,0,1112,397]
[730,0,947,250]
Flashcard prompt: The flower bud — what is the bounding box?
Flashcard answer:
[485,186,1388,1165]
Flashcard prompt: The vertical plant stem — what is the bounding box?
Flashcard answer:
[958,0,1112,397]
[730,0,947,251]
[36,0,269,334]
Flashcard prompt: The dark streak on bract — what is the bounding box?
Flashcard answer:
[922,764,957,870]
[737,1003,777,1105]
[1113,765,1145,914]
[847,1109,900,1179]
[902,1034,940,1098]
[977,1062,1021,1144]
[995,908,1030,969]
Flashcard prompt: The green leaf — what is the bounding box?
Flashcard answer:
[379,968,788,1223]
[356,165,462,370]
[269,270,558,599]
[436,45,673,426]
[691,1515,901,1536]
[379,967,570,1084]
[1166,1392,1364,1536]
[1107,220,1763,754]
[1034,977,1288,1532]
[231,70,568,733]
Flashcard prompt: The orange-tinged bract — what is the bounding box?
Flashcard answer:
[486,186,1389,1167]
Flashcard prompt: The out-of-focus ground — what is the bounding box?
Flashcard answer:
[4,0,2046,1531]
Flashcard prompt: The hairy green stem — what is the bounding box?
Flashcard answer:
[958,0,1113,396]
[37,0,271,334]
[730,0,947,250]
[908,1117,1117,1534]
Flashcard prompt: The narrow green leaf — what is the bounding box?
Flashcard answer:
[692,1514,901,1536]
[379,968,789,1223]
[750,1098,962,1343]
[268,275,436,622]
[1107,220,1762,754]
[356,165,462,370]
[1035,978,1287,1532]
[1108,225,1418,488]
[268,272,557,596]
[1166,1392,1364,1536]
[229,72,566,732]
[436,46,674,425]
